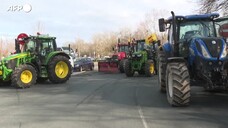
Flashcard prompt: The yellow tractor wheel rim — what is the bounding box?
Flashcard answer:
[55,61,69,78]
[20,70,33,84]
[149,63,155,74]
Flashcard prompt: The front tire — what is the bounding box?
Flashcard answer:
[11,64,37,88]
[48,55,71,84]
[119,59,125,73]
[166,62,191,107]
[158,50,166,92]
[125,59,134,77]
[145,60,155,77]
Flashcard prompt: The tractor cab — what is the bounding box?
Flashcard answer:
[15,34,58,64]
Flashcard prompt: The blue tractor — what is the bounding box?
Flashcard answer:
[158,11,228,106]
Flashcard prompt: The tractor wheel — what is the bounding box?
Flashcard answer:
[166,62,191,107]
[125,59,134,77]
[158,50,166,92]
[119,59,125,73]
[145,60,155,77]
[11,64,37,88]
[48,55,71,84]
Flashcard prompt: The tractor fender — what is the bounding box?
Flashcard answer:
[161,43,172,58]
[158,43,172,59]
[167,57,186,63]
[162,43,172,53]
[45,51,70,65]
[25,62,39,72]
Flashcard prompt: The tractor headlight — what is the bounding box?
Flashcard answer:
[132,54,136,57]
[221,44,227,58]
[137,54,142,57]
[201,45,211,58]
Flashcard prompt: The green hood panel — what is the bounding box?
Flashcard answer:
[2,53,28,61]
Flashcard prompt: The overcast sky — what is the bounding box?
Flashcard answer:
[0,0,197,46]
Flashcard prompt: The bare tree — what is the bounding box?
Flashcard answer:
[0,35,14,58]
[198,0,228,16]
[134,9,168,43]
[91,31,118,58]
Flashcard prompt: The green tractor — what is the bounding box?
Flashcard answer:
[0,33,72,88]
[124,38,158,77]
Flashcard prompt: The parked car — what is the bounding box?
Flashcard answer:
[74,58,94,72]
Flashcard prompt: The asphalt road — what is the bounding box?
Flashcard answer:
[1,70,228,128]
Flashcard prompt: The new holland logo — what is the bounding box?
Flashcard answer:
[212,40,217,44]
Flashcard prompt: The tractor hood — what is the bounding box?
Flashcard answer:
[132,51,143,58]
[117,52,126,60]
[191,37,227,60]
[2,53,28,61]
[0,52,29,70]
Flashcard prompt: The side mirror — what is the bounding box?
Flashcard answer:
[159,18,166,32]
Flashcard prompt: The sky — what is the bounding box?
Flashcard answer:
[0,0,198,46]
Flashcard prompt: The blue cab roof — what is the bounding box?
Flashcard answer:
[166,13,220,22]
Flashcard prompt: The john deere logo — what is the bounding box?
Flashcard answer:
[212,40,216,44]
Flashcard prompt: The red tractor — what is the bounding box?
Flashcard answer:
[115,42,130,73]
[98,41,131,73]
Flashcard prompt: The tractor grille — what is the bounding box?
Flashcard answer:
[132,56,141,61]
[202,38,223,58]
[6,59,17,69]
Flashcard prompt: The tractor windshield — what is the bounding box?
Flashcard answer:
[136,40,145,51]
[179,21,215,41]
[118,45,129,52]
[21,39,36,52]
[38,39,55,56]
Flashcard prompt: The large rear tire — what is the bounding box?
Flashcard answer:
[119,59,125,73]
[125,59,134,77]
[158,50,166,92]
[166,62,191,107]
[48,55,71,84]
[11,64,37,88]
[145,60,155,77]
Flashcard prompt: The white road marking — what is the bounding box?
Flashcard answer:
[136,88,149,128]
